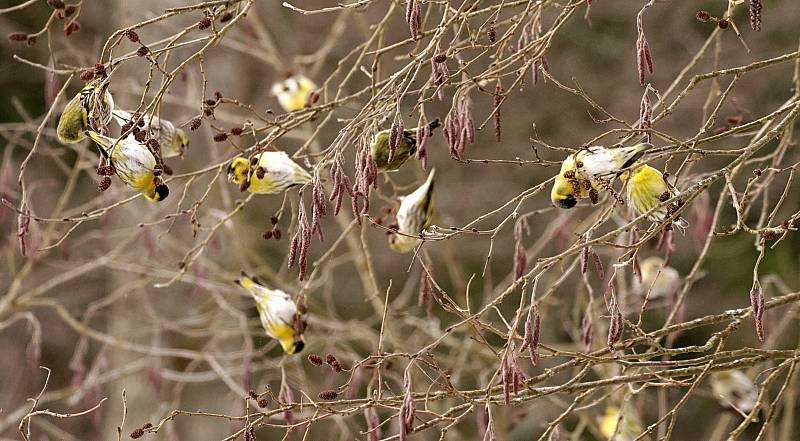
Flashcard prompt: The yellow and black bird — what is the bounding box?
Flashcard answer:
[271,74,317,112]
[227,151,312,194]
[57,79,115,144]
[235,272,306,354]
[622,164,688,231]
[371,119,441,172]
[112,109,190,158]
[551,143,649,209]
[390,169,436,253]
[86,131,169,202]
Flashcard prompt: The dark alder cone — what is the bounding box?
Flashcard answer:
[125,29,140,42]
[98,177,112,191]
[64,5,76,16]
[589,188,599,205]
[134,131,147,142]
[189,118,202,131]
[220,12,234,22]
[8,32,28,42]
[198,17,212,30]
[270,216,279,225]
[318,390,338,400]
[94,63,106,76]
[307,354,323,365]
[749,0,762,31]
[230,127,244,136]
[433,53,447,63]
[257,399,269,408]
[48,0,65,9]
[26,36,37,46]
[213,133,228,142]
[130,428,144,439]
[80,70,95,81]
[659,191,670,202]
[261,230,273,240]
[248,390,259,400]
[272,229,281,240]
[136,46,150,57]
[326,354,338,365]
[718,19,729,29]
[64,21,82,36]
[695,11,710,22]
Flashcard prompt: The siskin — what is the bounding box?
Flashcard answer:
[710,370,758,413]
[235,272,306,354]
[271,74,316,112]
[551,143,649,209]
[57,79,115,144]
[633,256,681,299]
[622,164,688,231]
[112,109,189,158]
[86,131,169,202]
[600,404,650,441]
[227,151,311,194]
[390,168,435,253]
[371,119,441,172]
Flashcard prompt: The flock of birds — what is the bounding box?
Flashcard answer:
[53,72,759,439]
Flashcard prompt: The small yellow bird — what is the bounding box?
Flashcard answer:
[390,169,435,253]
[371,119,441,172]
[235,272,306,354]
[112,109,189,158]
[271,74,317,112]
[633,256,681,299]
[227,151,312,194]
[57,79,115,144]
[600,405,649,441]
[86,131,169,202]
[710,370,758,413]
[622,164,688,231]
[551,143,649,209]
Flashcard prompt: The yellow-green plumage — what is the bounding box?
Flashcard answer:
[624,164,688,230]
[87,131,169,202]
[235,273,305,354]
[551,143,649,209]
[370,119,441,172]
[390,169,435,253]
[57,79,114,144]
[227,151,311,194]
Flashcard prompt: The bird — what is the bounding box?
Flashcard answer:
[271,74,317,112]
[234,272,306,354]
[57,78,115,144]
[633,256,682,300]
[86,131,169,202]
[621,164,688,231]
[112,109,189,158]
[371,119,441,172]
[710,370,758,414]
[600,404,649,441]
[390,169,435,253]
[227,151,312,194]
[550,143,649,209]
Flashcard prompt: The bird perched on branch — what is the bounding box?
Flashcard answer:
[271,74,317,112]
[710,370,758,414]
[227,151,311,194]
[370,118,441,172]
[633,256,682,300]
[390,169,436,253]
[234,272,306,354]
[112,109,189,158]
[57,78,115,144]
[86,131,169,202]
[550,143,649,209]
[621,164,688,232]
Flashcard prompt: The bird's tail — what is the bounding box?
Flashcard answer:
[111,109,133,126]
[86,130,115,157]
[620,142,652,170]
[428,118,441,132]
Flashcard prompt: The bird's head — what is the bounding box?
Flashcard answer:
[551,182,578,209]
[174,128,190,154]
[227,157,250,185]
[144,178,170,202]
[282,337,305,355]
